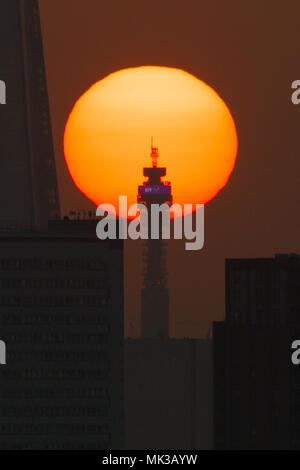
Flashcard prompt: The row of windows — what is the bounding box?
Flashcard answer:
[2,368,109,380]
[0,406,109,418]
[0,424,109,436]
[1,313,108,326]
[230,287,282,306]
[4,332,109,344]
[7,351,107,363]
[230,309,283,325]
[0,442,110,450]
[1,294,109,308]
[230,269,282,286]
[0,278,108,289]
[0,259,107,271]
[0,387,108,399]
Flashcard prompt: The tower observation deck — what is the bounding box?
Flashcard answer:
[138,142,173,338]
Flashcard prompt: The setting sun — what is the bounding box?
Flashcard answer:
[63,66,238,215]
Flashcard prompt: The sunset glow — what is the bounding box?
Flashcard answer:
[64,66,238,215]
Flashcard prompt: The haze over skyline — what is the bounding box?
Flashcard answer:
[39,0,300,337]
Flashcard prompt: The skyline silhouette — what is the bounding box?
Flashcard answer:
[39,0,300,338]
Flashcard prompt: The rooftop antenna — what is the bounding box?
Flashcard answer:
[150,136,159,168]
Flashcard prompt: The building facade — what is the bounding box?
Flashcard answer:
[225,253,300,326]
[125,338,213,450]
[0,1,124,451]
[214,254,300,449]
[0,0,60,228]
[0,224,124,450]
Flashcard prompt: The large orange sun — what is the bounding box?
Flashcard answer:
[64,66,238,215]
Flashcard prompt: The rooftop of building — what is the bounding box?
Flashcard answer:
[226,253,300,264]
[0,218,122,250]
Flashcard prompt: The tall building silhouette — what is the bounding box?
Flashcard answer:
[224,254,300,326]
[0,221,124,450]
[0,0,60,228]
[214,254,300,449]
[0,2,124,449]
[125,145,213,449]
[137,143,172,337]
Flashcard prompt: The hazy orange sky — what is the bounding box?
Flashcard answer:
[39,0,300,337]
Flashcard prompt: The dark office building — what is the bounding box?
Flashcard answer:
[125,338,213,450]
[214,254,300,449]
[0,223,124,450]
[0,0,124,451]
[224,253,300,326]
[0,0,60,228]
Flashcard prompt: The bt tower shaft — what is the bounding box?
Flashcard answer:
[138,142,173,338]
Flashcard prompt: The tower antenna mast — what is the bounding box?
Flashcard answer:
[150,137,159,168]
